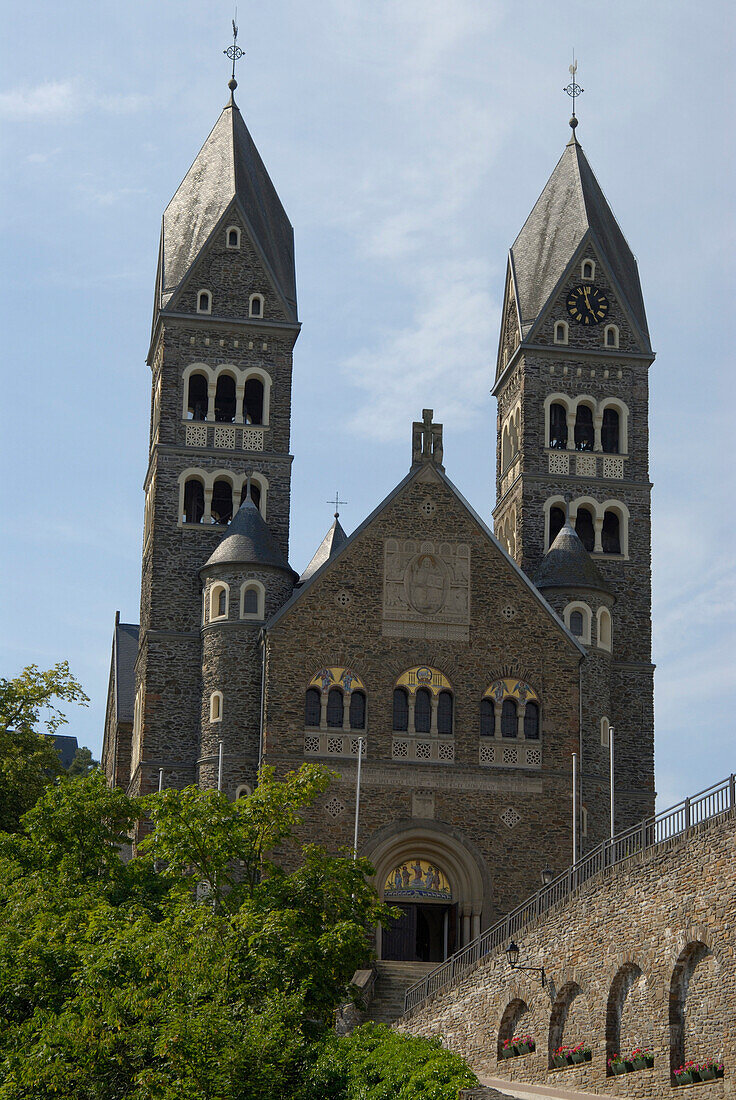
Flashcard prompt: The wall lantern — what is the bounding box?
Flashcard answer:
[541,865,554,886]
[505,940,546,986]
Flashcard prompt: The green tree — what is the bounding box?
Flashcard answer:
[0,662,89,831]
[0,767,449,1100]
[67,745,100,777]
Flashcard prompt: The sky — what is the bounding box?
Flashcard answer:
[1,1,734,813]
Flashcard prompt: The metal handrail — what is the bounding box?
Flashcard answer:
[404,772,736,1013]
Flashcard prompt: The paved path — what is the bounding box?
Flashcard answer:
[472,1075,618,1099]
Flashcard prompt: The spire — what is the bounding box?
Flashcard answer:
[157,88,297,320]
[508,136,649,348]
[534,521,613,595]
[298,513,348,585]
[201,496,292,573]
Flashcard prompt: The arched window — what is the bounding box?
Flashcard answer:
[524,701,540,739]
[240,481,262,511]
[235,783,252,799]
[304,688,321,727]
[554,320,568,345]
[598,607,612,650]
[604,324,619,348]
[183,479,205,524]
[211,479,233,525]
[241,585,260,617]
[601,408,620,453]
[210,692,222,722]
[209,583,228,621]
[582,259,595,280]
[349,690,366,730]
[480,698,494,737]
[187,373,208,420]
[244,378,264,425]
[326,687,343,728]
[574,405,594,451]
[437,691,453,735]
[575,507,595,552]
[393,688,409,732]
[226,226,240,249]
[249,294,264,318]
[197,290,211,314]
[569,610,584,637]
[414,688,431,734]
[602,510,621,554]
[501,698,517,738]
[549,402,568,449]
[214,375,236,423]
[549,505,566,546]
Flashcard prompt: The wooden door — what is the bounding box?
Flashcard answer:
[382,903,417,960]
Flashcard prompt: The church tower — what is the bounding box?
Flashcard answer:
[492,121,655,837]
[126,76,300,798]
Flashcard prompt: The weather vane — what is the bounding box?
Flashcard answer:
[327,491,348,518]
[224,16,244,91]
[564,53,583,131]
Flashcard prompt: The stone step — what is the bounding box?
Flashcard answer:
[364,961,438,1025]
[472,1076,618,1100]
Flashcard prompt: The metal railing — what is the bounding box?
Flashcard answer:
[404,773,736,1013]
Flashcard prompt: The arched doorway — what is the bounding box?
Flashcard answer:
[381,858,456,962]
[365,826,488,961]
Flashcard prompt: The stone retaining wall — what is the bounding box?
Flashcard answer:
[396,811,736,1097]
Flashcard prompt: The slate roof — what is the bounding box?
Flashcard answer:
[509,135,649,346]
[534,521,613,595]
[53,734,79,770]
[201,497,293,573]
[159,96,297,319]
[114,620,139,724]
[298,515,347,585]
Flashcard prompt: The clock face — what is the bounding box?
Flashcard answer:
[566,284,610,325]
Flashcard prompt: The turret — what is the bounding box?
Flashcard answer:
[198,491,296,793]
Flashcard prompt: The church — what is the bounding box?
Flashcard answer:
[102,65,655,966]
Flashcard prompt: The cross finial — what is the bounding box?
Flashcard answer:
[224,15,244,98]
[564,52,583,134]
[327,491,348,519]
[411,409,444,471]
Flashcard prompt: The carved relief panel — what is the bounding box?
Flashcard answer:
[382,539,470,640]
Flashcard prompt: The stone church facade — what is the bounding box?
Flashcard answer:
[102,81,655,963]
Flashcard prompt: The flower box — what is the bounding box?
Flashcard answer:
[632,1055,654,1070]
[610,1062,627,1075]
[570,1051,585,1064]
[553,1054,568,1069]
[516,1041,534,1055]
[675,1070,694,1085]
[500,1047,515,1059]
[699,1066,716,1081]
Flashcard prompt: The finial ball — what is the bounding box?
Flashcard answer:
[228,77,238,92]
[569,115,578,130]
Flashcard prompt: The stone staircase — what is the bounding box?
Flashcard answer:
[364,961,437,1025]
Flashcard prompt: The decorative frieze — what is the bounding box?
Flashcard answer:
[392,737,455,763]
[242,427,264,451]
[383,538,470,641]
[303,733,366,758]
[602,455,624,479]
[214,426,236,449]
[186,423,208,447]
[478,741,542,769]
[575,453,597,477]
[548,452,569,475]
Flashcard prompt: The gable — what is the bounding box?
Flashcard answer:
[166,200,292,324]
[267,463,584,658]
[494,261,522,382]
[527,237,646,355]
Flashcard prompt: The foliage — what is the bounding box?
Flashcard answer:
[0,767,450,1099]
[66,745,99,777]
[305,1023,478,1100]
[0,662,89,831]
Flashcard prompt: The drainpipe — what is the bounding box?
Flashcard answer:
[578,657,584,851]
[258,628,267,774]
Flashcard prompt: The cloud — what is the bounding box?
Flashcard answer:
[343,260,497,441]
[0,81,80,120]
[0,80,151,122]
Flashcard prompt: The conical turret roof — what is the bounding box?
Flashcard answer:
[298,515,347,585]
[534,521,613,594]
[201,497,292,573]
[510,135,648,346]
[159,97,296,319]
